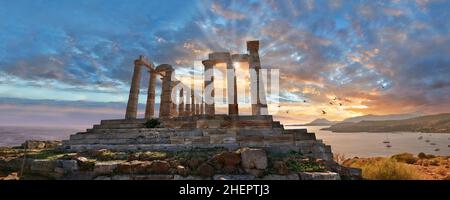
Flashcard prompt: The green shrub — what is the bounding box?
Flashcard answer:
[286,160,325,172]
[391,153,418,164]
[144,118,161,128]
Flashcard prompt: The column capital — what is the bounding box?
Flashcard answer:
[202,60,215,67]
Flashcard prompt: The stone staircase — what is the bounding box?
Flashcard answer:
[63,115,333,161]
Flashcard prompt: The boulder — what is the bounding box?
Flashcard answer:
[186,158,201,169]
[240,148,268,170]
[93,161,120,175]
[30,159,57,173]
[177,165,188,177]
[1,172,19,180]
[216,152,241,167]
[299,172,341,180]
[60,160,79,173]
[150,160,170,174]
[117,161,151,174]
[21,140,61,149]
[273,161,289,175]
[198,163,214,178]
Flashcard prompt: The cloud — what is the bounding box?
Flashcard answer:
[1,0,450,124]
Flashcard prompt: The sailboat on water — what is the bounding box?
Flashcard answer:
[383,134,392,148]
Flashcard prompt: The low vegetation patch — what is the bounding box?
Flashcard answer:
[345,158,423,180]
[391,153,418,164]
[26,150,65,160]
[144,118,161,128]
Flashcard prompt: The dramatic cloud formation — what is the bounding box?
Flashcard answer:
[1,0,449,126]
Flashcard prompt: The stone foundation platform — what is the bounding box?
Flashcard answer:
[63,115,333,161]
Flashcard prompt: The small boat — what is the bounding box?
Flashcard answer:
[430,143,436,146]
[383,140,390,144]
[425,139,430,143]
[434,148,440,152]
[448,145,450,147]
[386,144,392,148]
[418,136,423,140]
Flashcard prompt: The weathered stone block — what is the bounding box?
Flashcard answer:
[299,172,341,180]
[210,134,236,144]
[261,174,299,180]
[240,148,267,170]
[93,161,120,175]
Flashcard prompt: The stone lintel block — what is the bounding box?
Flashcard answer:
[231,54,249,62]
[208,52,231,62]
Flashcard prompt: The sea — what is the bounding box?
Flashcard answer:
[1,125,449,158]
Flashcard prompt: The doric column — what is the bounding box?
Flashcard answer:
[227,59,239,115]
[158,66,174,118]
[191,88,195,115]
[203,60,215,116]
[145,70,157,119]
[178,88,184,116]
[125,58,143,119]
[200,97,204,115]
[247,40,268,115]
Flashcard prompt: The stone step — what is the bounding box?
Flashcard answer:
[93,123,146,129]
[100,119,147,125]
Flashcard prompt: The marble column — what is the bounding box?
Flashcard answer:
[125,58,143,119]
[227,59,239,115]
[178,88,185,116]
[200,97,204,115]
[203,60,215,116]
[247,40,268,115]
[145,70,157,119]
[191,88,195,115]
[159,67,174,118]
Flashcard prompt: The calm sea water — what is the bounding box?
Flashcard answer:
[287,126,450,157]
[1,125,449,157]
[0,126,83,147]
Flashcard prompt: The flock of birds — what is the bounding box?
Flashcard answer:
[279,96,344,115]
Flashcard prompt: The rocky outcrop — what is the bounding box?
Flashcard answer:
[22,140,62,150]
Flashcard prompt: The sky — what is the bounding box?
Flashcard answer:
[0,0,450,127]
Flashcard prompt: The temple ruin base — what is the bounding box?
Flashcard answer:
[62,115,333,161]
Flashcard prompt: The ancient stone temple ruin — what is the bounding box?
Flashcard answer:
[63,41,333,161]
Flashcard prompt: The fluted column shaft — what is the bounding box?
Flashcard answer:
[145,71,157,119]
[125,60,142,119]
[203,60,215,116]
[247,41,268,115]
